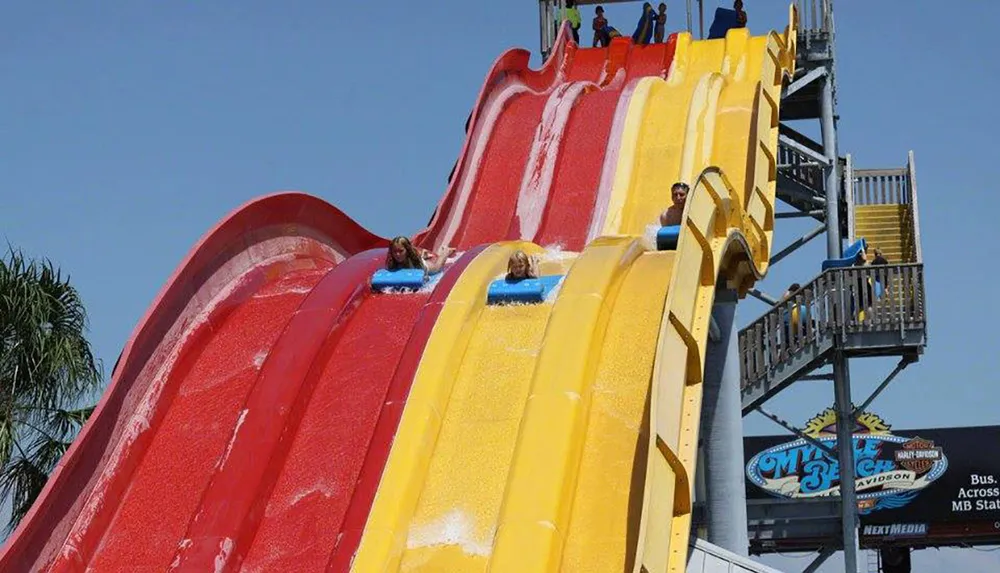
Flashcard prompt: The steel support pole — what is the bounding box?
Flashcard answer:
[699,289,748,555]
[698,0,704,39]
[820,74,841,257]
[832,348,858,573]
[819,57,858,573]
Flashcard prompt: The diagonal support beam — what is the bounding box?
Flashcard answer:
[779,134,831,167]
[800,372,834,381]
[777,175,827,207]
[802,547,837,573]
[756,406,838,459]
[747,288,778,306]
[852,357,915,417]
[708,315,721,342]
[770,223,827,266]
[776,209,826,219]
[783,66,827,99]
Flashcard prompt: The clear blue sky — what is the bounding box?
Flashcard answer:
[3,1,997,571]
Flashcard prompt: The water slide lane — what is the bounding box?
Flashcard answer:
[534,40,676,251]
[22,194,384,573]
[560,251,674,572]
[451,45,613,250]
[599,33,726,239]
[164,250,385,570]
[415,25,576,251]
[86,264,331,571]
[489,236,646,570]
[232,248,485,572]
[452,93,550,248]
[325,246,488,572]
[615,28,793,573]
[350,242,549,572]
[235,288,424,572]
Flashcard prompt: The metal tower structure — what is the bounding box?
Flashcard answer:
[534,1,927,571]
[739,1,926,572]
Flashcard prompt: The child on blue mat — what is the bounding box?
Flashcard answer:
[506,250,540,281]
[386,236,453,275]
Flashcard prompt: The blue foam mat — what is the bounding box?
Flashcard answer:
[487,275,564,304]
[821,238,868,270]
[656,225,681,251]
[371,268,426,291]
[708,8,740,39]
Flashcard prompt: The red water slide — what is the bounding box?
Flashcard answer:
[0,193,385,572]
[0,24,679,573]
[415,26,677,253]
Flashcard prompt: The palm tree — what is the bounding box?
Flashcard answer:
[0,248,102,532]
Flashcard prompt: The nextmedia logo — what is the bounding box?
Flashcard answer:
[862,523,928,538]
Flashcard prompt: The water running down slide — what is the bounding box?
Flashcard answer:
[1,11,798,573]
[416,28,677,253]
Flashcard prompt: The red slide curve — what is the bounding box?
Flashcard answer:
[0,25,680,573]
[0,194,387,572]
[415,25,677,253]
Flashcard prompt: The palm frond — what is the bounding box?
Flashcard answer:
[0,247,102,531]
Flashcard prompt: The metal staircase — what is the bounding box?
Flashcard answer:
[743,148,927,413]
[739,262,927,413]
[847,152,924,264]
[776,125,835,226]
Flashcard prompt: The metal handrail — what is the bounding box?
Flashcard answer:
[795,0,832,36]
[853,168,910,206]
[778,141,825,193]
[907,151,924,263]
[739,263,926,392]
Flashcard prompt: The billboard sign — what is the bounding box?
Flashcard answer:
[745,409,1000,547]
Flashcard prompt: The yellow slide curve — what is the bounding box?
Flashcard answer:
[354,8,797,573]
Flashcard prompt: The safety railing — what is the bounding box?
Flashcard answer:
[853,167,910,205]
[739,263,926,393]
[795,0,833,39]
[777,140,825,195]
[846,151,923,264]
[906,151,924,263]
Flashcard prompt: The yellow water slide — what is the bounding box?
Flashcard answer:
[602,18,797,573]
[353,9,797,572]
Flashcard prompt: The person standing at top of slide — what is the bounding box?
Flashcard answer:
[592,5,608,47]
[654,3,667,43]
[562,0,582,44]
[632,2,656,45]
[734,0,747,28]
[592,6,623,47]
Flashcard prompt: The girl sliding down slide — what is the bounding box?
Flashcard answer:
[386,236,454,276]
